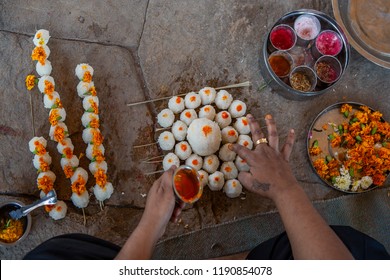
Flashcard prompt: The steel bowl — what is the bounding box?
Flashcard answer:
[260,9,350,100]
[0,200,32,247]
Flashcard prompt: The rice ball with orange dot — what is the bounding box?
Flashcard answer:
[198,105,216,120]
[187,118,221,156]
[220,161,238,180]
[237,134,253,150]
[224,179,242,198]
[218,143,236,162]
[215,111,232,129]
[33,29,51,46]
[184,92,201,109]
[235,155,250,172]
[202,154,220,173]
[233,116,250,135]
[185,154,203,171]
[89,160,108,175]
[198,170,209,188]
[70,167,89,184]
[221,126,238,143]
[175,141,192,160]
[36,60,52,76]
[56,138,74,155]
[168,96,185,114]
[171,120,188,141]
[33,153,52,171]
[157,108,175,128]
[180,109,197,126]
[215,90,233,110]
[163,152,180,171]
[75,63,94,81]
[199,87,216,105]
[43,91,60,109]
[228,100,246,118]
[158,131,175,151]
[38,75,55,94]
[49,201,67,220]
[208,171,225,191]
[29,136,47,154]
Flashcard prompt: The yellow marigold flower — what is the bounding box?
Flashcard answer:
[25,75,37,90]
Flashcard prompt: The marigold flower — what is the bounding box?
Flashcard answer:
[25,75,37,90]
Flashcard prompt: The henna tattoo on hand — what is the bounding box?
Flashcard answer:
[252,180,270,192]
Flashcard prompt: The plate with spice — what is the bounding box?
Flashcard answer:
[260,9,350,100]
[307,102,390,193]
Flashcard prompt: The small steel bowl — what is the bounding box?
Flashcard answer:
[0,200,32,247]
[260,9,350,100]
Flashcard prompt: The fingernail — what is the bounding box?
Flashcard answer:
[265,114,272,120]
[228,144,234,151]
[290,129,295,134]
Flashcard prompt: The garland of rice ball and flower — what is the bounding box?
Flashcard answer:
[133,84,254,199]
[309,103,390,192]
[75,63,113,210]
[28,136,67,220]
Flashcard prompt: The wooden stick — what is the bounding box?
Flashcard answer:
[82,208,86,227]
[133,142,157,149]
[145,170,164,176]
[126,81,251,107]
[155,127,170,132]
[141,155,164,162]
[143,160,163,164]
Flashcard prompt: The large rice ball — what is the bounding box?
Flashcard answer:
[198,105,216,120]
[224,179,242,198]
[220,161,238,180]
[168,96,185,113]
[174,141,192,160]
[171,120,187,141]
[158,131,175,151]
[180,109,197,126]
[187,118,222,156]
[163,153,180,171]
[185,154,203,171]
[215,111,232,129]
[184,92,201,109]
[234,116,250,135]
[202,154,220,173]
[215,90,233,110]
[228,100,247,118]
[157,109,175,128]
[221,126,239,143]
[218,143,236,162]
[208,171,225,191]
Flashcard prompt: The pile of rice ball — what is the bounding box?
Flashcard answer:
[157,87,252,199]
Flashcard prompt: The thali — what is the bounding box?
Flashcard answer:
[307,102,390,193]
[332,0,390,69]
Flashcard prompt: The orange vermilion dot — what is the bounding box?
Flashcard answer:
[56,205,62,212]
[237,105,243,112]
[232,181,237,187]
[190,96,196,102]
[176,97,182,104]
[214,177,219,181]
[162,113,168,118]
[207,159,213,165]
[222,112,229,119]
[168,159,172,163]
[202,125,213,136]
[228,130,236,136]
[192,159,199,165]
[222,95,228,100]
[225,166,232,172]
[164,135,169,140]
[242,118,248,125]
[45,205,55,212]
[204,89,210,95]
[178,126,183,131]
[181,144,187,151]
[185,112,192,118]
[243,141,249,147]
[204,107,210,112]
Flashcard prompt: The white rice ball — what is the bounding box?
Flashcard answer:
[202,154,220,173]
[185,154,203,171]
[180,109,197,126]
[71,191,89,208]
[215,111,232,129]
[199,87,216,105]
[82,96,99,112]
[49,122,69,142]
[198,170,209,188]
[237,135,253,150]
[208,171,225,191]
[33,153,52,170]
[157,109,175,128]
[75,63,94,80]
[171,120,187,141]
[71,167,89,184]
[89,160,108,175]
[81,112,99,128]
[228,100,247,118]
[77,81,95,98]
[184,92,202,109]
[187,118,221,156]
[234,116,250,135]
[218,143,236,162]
[86,143,105,161]
[215,90,233,110]
[36,60,52,76]
[49,108,67,123]
[168,96,185,114]
[49,201,67,220]
[221,126,239,143]
[37,170,56,185]
[56,138,74,154]
[38,75,55,93]
[28,136,47,153]
[82,127,102,145]
[162,153,180,171]
[158,131,175,151]
[94,182,114,202]
[198,105,216,120]
[43,91,60,109]
[33,29,51,46]
[224,179,242,198]
[235,155,250,172]
[174,141,192,160]
[220,161,238,180]
[60,155,79,170]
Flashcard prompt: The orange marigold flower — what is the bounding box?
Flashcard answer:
[25,75,37,90]
[31,46,47,64]
[92,130,104,146]
[83,71,93,83]
[313,158,329,180]
[63,165,75,178]
[89,99,99,114]
[71,176,86,195]
[45,205,55,213]
[89,86,97,96]
[309,146,321,156]
[37,176,54,194]
[34,141,46,155]
[89,118,100,129]
[94,168,107,187]
[340,104,352,114]
[44,80,55,95]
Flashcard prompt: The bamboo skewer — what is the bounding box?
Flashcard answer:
[133,142,157,149]
[142,160,163,164]
[141,154,164,162]
[145,170,164,176]
[126,81,251,107]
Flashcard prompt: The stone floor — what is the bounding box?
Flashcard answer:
[0,0,389,259]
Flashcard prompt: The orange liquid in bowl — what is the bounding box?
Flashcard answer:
[173,166,202,203]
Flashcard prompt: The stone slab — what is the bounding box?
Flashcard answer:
[0,0,148,47]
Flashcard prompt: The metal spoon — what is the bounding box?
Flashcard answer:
[9,190,57,220]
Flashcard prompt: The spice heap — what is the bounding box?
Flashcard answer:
[310,104,390,192]
[75,63,113,209]
[26,29,90,211]
[28,136,67,220]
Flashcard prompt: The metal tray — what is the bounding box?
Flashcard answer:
[332,0,390,69]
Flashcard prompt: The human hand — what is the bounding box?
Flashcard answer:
[139,166,185,240]
[231,114,298,201]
